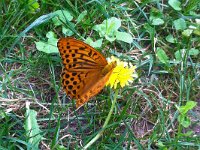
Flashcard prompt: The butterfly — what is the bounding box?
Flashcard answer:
[57,37,116,108]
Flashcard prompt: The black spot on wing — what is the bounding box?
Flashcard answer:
[79,47,86,50]
[68,85,73,90]
[88,49,92,57]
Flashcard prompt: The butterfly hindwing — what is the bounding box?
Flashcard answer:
[76,70,113,108]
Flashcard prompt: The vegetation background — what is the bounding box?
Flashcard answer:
[0,0,199,149]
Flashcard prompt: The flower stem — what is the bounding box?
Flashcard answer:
[83,89,119,149]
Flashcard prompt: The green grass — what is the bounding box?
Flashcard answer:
[0,0,200,149]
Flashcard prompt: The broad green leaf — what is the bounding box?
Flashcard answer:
[105,35,116,42]
[175,49,199,60]
[156,47,169,64]
[28,0,40,12]
[24,103,42,149]
[106,17,121,33]
[189,48,199,56]
[19,0,40,13]
[85,37,103,48]
[157,141,168,150]
[182,29,193,37]
[150,8,164,25]
[0,110,6,119]
[179,101,197,114]
[93,17,121,42]
[52,10,73,26]
[176,101,197,128]
[166,34,176,43]
[76,10,87,24]
[193,28,200,36]
[175,49,185,61]
[179,130,194,137]
[173,18,186,31]
[168,0,182,11]
[35,31,58,53]
[151,18,164,25]
[116,31,133,43]
[46,31,55,39]
[178,115,191,128]
[62,27,74,36]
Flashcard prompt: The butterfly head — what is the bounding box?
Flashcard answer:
[110,61,117,68]
[102,61,117,76]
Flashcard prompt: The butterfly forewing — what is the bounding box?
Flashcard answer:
[57,38,108,71]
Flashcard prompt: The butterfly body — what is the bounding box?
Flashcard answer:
[57,37,116,108]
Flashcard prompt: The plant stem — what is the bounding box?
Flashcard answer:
[83,89,119,149]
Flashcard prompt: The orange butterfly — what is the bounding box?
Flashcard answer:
[57,37,116,108]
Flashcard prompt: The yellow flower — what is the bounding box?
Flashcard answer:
[106,56,137,89]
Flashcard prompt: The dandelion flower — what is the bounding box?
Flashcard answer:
[107,56,137,89]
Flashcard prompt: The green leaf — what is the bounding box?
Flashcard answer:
[182,29,193,37]
[104,35,116,42]
[144,23,155,40]
[174,49,185,61]
[76,10,87,24]
[178,101,197,115]
[24,102,42,149]
[52,10,73,26]
[55,145,67,150]
[179,130,194,137]
[151,18,164,25]
[62,26,74,36]
[173,18,187,31]
[116,31,133,43]
[185,0,200,12]
[106,17,121,33]
[85,37,103,48]
[156,47,169,64]
[18,0,40,13]
[149,8,164,25]
[168,0,182,11]
[51,114,61,149]
[93,17,121,42]
[0,110,6,119]
[188,48,199,56]
[157,141,168,150]
[193,28,200,36]
[35,31,58,53]
[175,48,199,60]
[178,115,191,128]
[166,34,176,43]
[28,0,40,12]
[46,31,55,39]
[176,101,197,128]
